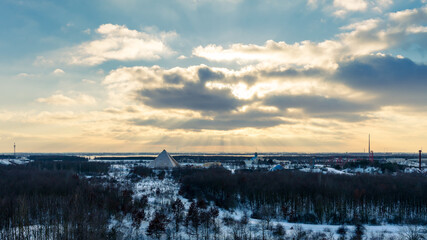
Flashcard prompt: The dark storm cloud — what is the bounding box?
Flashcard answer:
[334,55,427,106]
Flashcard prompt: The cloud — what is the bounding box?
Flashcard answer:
[101,50,427,132]
[82,79,96,84]
[193,6,427,69]
[177,0,242,9]
[131,106,290,131]
[264,94,376,121]
[139,84,241,112]
[37,93,97,106]
[192,40,343,69]
[105,65,242,112]
[52,68,65,75]
[103,62,377,132]
[333,0,368,12]
[66,24,177,65]
[309,0,393,16]
[104,65,232,106]
[17,73,32,77]
[33,111,78,122]
[307,0,319,9]
[104,65,293,130]
[33,56,54,66]
[133,114,287,131]
[104,106,140,114]
[334,55,427,107]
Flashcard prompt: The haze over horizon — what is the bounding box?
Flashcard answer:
[1,0,427,153]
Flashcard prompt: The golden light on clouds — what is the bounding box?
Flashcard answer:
[1,3,427,152]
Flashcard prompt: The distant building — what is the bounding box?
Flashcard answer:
[273,159,291,165]
[386,158,406,164]
[244,152,260,166]
[269,164,284,171]
[148,150,180,168]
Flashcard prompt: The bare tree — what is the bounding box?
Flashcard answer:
[399,226,426,240]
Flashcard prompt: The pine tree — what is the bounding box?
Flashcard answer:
[146,211,167,240]
[337,225,348,240]
[351,222,365,240]
[185,201,200,239]
[171,198,185,233]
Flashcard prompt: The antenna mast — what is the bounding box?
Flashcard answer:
[368,134,370,155]
[14,142,16,157]
[368,134,374,163]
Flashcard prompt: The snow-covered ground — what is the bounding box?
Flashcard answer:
[404,167,427,174]
[300,167,353,175]
[0,157,30,165]
[104,163,426,239]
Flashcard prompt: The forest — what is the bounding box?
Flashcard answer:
[173,167,427,225]
[1,161,426,239]
[0,162,135,239]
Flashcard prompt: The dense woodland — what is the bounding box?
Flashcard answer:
[28,155,88,161]
[0,162,135,239]
[173,167,427,225]
[29,160,110,175]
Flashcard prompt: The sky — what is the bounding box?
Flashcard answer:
[1,0,427,153]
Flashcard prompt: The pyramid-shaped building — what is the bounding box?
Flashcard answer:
[148,149,180,168]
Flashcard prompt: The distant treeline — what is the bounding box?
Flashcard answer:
[173,168,427,225]
[28,155,88,161]
[28,160,110,175]
[175,156,249,162]
[342,160,405,173]
[172,155,410,164]
[173,155,370,163]
[95,156,155,160]
[0,155,16,159]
